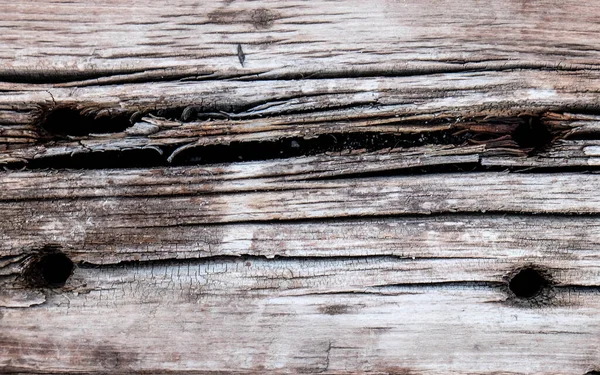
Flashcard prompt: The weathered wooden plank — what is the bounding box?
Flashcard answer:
[2,0,600,81]
[5,214,600,286]
[0,71,588,131]
[0,70,576,132]
[1,256,599,374]
[6,169,600,286]
[4,1,600,374]
[2,71,600,167]
[11,136,600,175]
[3,173,600,233]
[10,212,600,263]
[0,147,480,199]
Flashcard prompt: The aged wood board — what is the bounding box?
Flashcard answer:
[2,0,600,374]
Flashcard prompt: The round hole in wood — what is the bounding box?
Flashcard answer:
[37,252,74,287]
[508,267,546,298]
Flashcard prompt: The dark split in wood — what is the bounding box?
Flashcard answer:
[237,44,245,67]
[8,109,564,170]
[40,106,132,137]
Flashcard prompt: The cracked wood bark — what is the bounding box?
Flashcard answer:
[3,0,600,374]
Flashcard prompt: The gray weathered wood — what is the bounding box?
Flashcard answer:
[2,0,600,79]
[3,0,600,374]
[1,257,599,374]
[4,172,600,227]
[0,72,596,164]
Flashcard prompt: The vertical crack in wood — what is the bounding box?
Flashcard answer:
[237,44,245,67]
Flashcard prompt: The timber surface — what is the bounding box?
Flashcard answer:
[2,1,600,374]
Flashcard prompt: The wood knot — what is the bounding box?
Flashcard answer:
[251,8,276,29]
[505,265,554,307]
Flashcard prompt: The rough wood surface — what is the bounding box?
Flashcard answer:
[4,212,600,285]
[6,172,600,240]
[0,72,595,161]
[3,168,600,373]
[2,261,600,375]
[2,0,600,79]
[3,0,600,374]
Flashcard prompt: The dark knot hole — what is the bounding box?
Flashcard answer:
[27,252,74,287]
[508,267,547,299]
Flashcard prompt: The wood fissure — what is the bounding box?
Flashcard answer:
[0,110,574,169]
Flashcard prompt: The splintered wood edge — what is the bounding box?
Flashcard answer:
[1,70,600,168]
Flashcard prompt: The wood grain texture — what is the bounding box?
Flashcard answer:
[1,257,600,374]
[0,71,599,167]
[4,213,600,285]
[4,166,600,373]
[2,0,600,79]
[3,0,600,374]
[5,171,600,226]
